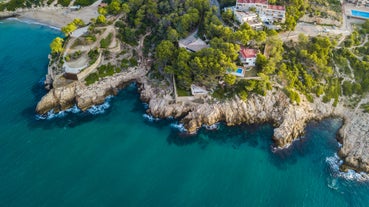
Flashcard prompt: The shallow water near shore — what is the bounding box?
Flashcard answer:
[1,20,369,207]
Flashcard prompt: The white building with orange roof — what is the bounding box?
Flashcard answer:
[239,47,258,67]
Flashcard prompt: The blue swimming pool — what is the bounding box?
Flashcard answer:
[352,10,369,19]
[236,68,243,74]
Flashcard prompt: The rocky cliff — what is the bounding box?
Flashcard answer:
[36,66,369,174]
[36,66,145,114]
[139,78,369,174]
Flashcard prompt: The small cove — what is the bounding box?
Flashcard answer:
[0,20,369,207]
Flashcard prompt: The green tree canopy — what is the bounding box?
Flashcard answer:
[96,15,107,24]
[50,37,64,54]
[98,7,107,15]
[72,18,85,27]
[155,40,175,68]
[61,22,77,36]
[108,0,121,14]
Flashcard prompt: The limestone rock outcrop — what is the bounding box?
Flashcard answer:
[36,65,369,174]
[36,67,144,114]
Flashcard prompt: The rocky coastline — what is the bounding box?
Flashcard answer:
[35,62,369,174]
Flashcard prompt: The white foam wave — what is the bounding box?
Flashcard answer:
[271,142,292,153]
[36,96,113,119]
[142,103,149,109]
[203,123,219,130]
[142,114,160,122]
[86,96,113,115]
[326,153,369,182]
[6,17,60,30]
[35,105,81,120]
[170,122,187,132]
[86,97,112,115]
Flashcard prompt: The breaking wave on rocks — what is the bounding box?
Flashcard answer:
[142,114,160,122]
[203,123,220,130]
[326,153,369,182]
[170,122,187,132]
[35,105,81,120]
[142,103,149,109]
[35,96,114,119]
[86,100,112,115]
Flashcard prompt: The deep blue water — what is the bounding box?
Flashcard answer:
[1,19,369,207]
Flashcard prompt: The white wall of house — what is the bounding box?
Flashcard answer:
[240,57,256,66]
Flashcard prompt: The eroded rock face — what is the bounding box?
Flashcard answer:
[36,66,369,173]
[36,82,78,114]
[141,81,369,173]
[146,87,320,145]
[36,67,144,114]
[338,112,369,172]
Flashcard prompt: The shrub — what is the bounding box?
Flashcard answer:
[57,0,71,7]
[85,72,99,85]
[74,0,95,6]
[100,33,113,48]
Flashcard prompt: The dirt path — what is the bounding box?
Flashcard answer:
[135,31,152,63]
[351,34,369,49]
[354,97,368,113]
[66,25,115,54]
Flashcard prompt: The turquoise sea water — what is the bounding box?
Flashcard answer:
[1,20,369,207]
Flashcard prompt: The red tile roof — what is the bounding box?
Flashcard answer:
[267,5,285,11]
[237,0,268,4]
[240,48,258,58]
[236,0,285,11]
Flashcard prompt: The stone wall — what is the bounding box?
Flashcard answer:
[77,52,102,81]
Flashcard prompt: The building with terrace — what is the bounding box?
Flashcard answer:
[234,11,263,30]
[235,0,286,23]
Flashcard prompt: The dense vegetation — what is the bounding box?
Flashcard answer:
[61,19,85,36]
[88,48,99,64]
[85,63,121,85]
[74,0,96,6]
[0,0,43,11]
[42,0,369,106]
[332,23,369,99]
[84,58,137,85]
[57,0,71,7]
[100,0,364,105]
[50,37,64,54]
[110,0,271,91]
